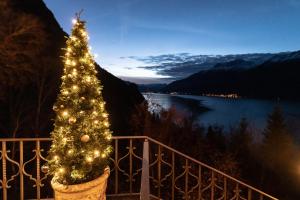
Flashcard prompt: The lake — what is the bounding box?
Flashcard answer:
[143,93,300,134]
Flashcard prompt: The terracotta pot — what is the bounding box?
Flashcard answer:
[51,168,110,200]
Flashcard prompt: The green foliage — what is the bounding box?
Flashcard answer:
[48,17,112,185]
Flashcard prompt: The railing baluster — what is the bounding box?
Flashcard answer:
[248,188,252,200]
[36,141,41,200]
[235,183,240,199]
[19,141,24,200]
[114,139,118,194]
[172,152,175,200]
[211,171,215,200]
[184,159,189,199]
[129,139,133,194]
[2,141,7,200]
[198,165,202,200]
[157,145,161,198]
[224,177,227,200]
[140,138,150,200]
[260,194,264,200]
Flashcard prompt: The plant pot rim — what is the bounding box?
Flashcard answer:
[51,167,110,193]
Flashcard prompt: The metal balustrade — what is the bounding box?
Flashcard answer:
[0,136,278,200]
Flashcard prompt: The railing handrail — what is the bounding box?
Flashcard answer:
[0,136,278,200]
[146,137,278,200]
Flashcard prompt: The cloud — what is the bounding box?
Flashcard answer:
[127,52,275,79]
[127,53,220,79]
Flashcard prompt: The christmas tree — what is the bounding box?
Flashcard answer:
[48,14,112,185]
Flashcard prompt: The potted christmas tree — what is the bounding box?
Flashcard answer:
[46,14,113,200]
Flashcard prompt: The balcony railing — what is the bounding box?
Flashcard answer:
[0,136,278,200]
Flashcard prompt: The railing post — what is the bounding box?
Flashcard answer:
[129,139,133,194]
[224,177,227,200]
[2,141,7,200]
[140,138,150,200]
[184,159,189,200]
[211,171,215,200]
[20,141,24,200]
[248,188,252,200]
[114,139,119,194]
[198,165,202,200]
[157,145,161,197]
[36,141,41,200]
[172,152,175,200]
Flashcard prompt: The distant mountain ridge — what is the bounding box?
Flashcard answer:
[162,50,300,99]
[137,51,297,80]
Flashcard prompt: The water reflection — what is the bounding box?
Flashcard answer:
[144,93,300,134]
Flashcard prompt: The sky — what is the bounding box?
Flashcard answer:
[44,0,300,84]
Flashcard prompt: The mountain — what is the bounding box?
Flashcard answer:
[163,51,300,99]
[0,0,144,138]
[213,59,255,70]
[139,53,277,80]
[138,84,168,92]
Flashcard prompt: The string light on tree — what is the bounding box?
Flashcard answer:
[94,150,100,157]
[46,14,112,185]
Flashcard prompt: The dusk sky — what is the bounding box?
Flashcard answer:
[44,0,300,83]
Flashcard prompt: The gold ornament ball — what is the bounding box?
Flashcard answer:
[41,165,49,173]
[68,117,77,124]
[81,134,90,142]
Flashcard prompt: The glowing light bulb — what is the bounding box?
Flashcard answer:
[86,76,91,82]
[71,36,77,41]
[102,113,108,118]
[92,111,98,115]
[59,167,65,174]
[72,18,77,24]
[104,121,109,127]
[72,85,78,91]
[71,61,76,66]
[65,59,71,65]
[72,69,77,76]
[68,149,74,155]
[86,156,93,163]
[94,120,99,124]
[101,153,106,158]
[62,138,67,144]
[63,90,69,95]
[67,47,72,52]
[62,110,69,117]
[94,150,100,157]
[106,135,112,140]
[53,155,59,160]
